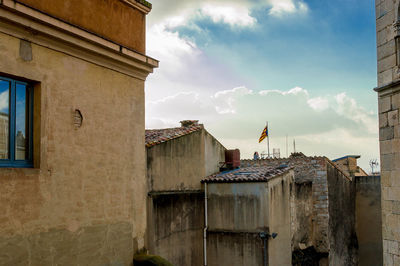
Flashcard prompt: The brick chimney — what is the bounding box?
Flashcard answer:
[180,120,199,127]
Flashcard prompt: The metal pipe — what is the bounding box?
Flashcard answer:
[203,183,208,266]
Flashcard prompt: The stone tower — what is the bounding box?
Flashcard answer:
[376,0,400,264]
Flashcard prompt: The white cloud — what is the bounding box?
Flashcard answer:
[146,86,378,170]
[307,97,329,111]
[0,90,8,113]
[200,4,256,27]
[268,0,309,16]
[259,86,309,96]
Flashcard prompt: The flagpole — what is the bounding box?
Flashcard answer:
[267,121,270,158]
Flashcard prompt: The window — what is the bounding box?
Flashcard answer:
[0,76,33,167]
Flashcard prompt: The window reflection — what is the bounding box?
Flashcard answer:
[15,83,29,160]
[0,80,10,159]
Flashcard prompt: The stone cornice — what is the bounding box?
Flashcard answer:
[0,0,158,81]
[374,79,400,97]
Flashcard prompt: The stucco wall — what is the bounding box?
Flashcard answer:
[146,129,225,192]
[147,192,204,266]
[204,130,225,177]
[15,0,146,53]
[327,163,358,266]
[356,175,383,266]
[207,232,264,266]
[206,171,293,266]
[147,130,204,191]
[207,182,269,232]
[0,30,147,265]
[268,172,292,266]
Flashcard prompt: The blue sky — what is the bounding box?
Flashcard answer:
[145,0,378,171]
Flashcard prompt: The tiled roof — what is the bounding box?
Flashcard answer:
[332,155,360,162]
[202,166,291,183]
[145,125,203,148]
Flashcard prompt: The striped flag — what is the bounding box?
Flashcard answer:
[259,126,268,143]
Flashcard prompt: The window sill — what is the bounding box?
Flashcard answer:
[0,167,40,177]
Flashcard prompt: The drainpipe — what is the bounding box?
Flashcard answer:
[259,232,268,266]
[204,183,208,266]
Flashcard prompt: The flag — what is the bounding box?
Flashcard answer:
[259,126,268,143]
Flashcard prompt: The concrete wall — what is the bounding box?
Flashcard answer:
[146,128,225,265]
[206,171,293,266]
[242,156,330,254]
[268,173,293,266]
[375,1,400,264]
[206,182,269,266]
[207,183,269,232]
[207,232,264,266]
[147,192,204,266]
[147,129,225,192]
[0,16,148,266]
[356,175,383,266]
[327,163,358,266]
[16,0,146,53]
[204,130,226,177]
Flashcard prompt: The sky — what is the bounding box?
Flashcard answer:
[145,0,378,172]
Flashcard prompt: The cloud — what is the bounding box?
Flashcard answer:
[146,86,378,170]
[307,97,329,111]
[268,0,309,17]
[0,90,8,113]
[200,4,256,27]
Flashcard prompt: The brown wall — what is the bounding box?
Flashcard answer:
[356,175,383,266]
[16,0,146,53]
[0,29,147,265]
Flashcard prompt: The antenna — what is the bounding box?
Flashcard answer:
[286,135,288,158]
[293,139,296,153]
[369,159,379,175]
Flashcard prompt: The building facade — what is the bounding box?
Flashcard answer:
[0,0,157,265]
[375,1,400,264]
[146,120,226,266]
[242,154,358,265]
[202,167,294,266]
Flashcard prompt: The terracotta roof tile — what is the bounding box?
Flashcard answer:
[202,165,291,183]
[145,125,203,148]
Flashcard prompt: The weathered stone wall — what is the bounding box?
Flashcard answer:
[0,28,147,265]
[355,175,383,266]
[375,1,400,264]
[147,192,204,266]
[326,163,358,266]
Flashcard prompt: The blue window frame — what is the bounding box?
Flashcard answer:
[0,76,33,167]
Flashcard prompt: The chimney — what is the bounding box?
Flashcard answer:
[180,120,199,127]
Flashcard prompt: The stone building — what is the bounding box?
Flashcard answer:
[332,155,368,177]
[241,153,358,265]
[0,0,157,265]
[145,120,226,266]
[375,1,400,264]
[202,166,294,266]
